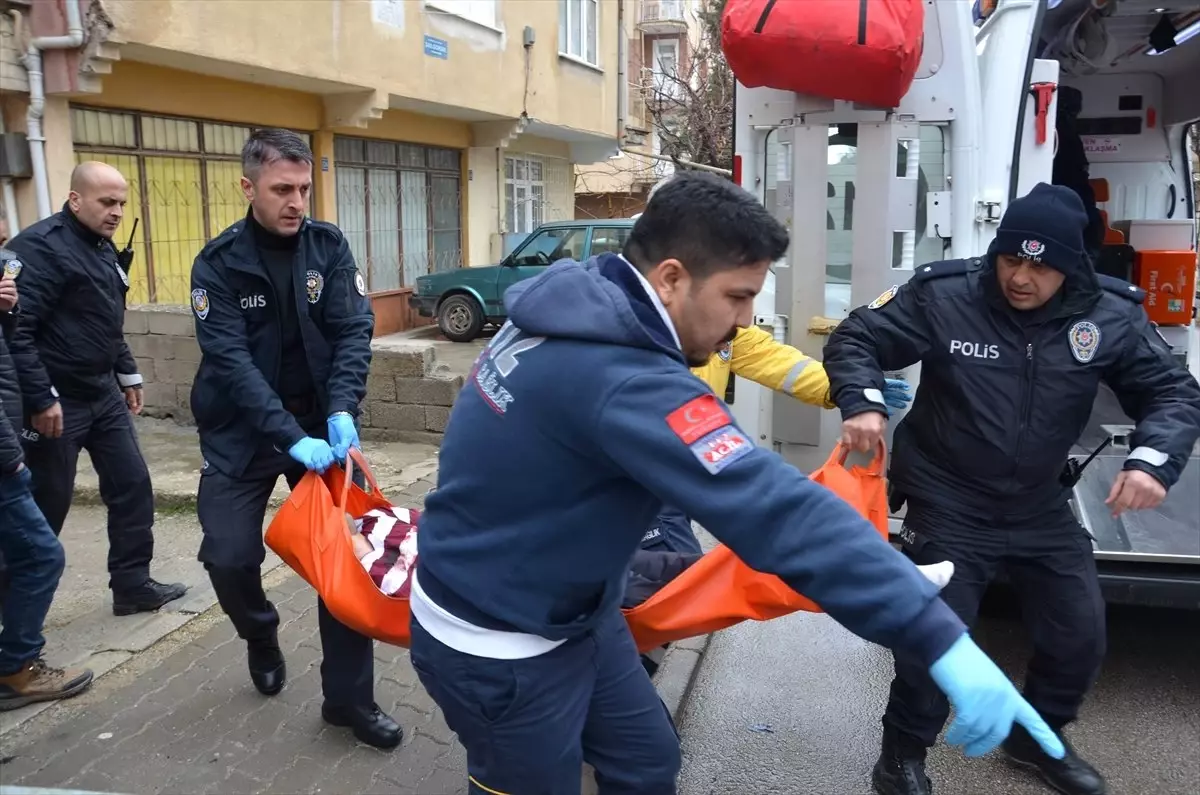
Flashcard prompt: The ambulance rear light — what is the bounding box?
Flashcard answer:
[732,154,743,188]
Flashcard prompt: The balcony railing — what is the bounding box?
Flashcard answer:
[639,0,687,32]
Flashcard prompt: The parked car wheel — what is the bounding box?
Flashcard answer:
[437,294,485,342]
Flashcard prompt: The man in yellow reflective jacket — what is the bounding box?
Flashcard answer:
[639,325,912,556]
[630,176,911,557]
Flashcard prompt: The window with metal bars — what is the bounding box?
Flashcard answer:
[69,105,312,305]
[332,136,463,293]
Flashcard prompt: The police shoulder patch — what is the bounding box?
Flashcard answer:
[354,271,367,297]
[868,285,899,310]
[191,288,210,321]
[716,342,732,361]
[2,258,21,280]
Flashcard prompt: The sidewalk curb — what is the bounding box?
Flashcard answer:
[71,486,286,512]
[655,633,712,723]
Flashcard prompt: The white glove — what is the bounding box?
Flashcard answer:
[916,561,955,590]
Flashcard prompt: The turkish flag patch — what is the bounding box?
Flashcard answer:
[666,394,731,445]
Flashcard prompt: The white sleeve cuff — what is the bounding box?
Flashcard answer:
[1127,446,1168,467]
[117,373,144,388]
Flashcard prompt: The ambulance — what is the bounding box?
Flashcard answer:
[726,0,1200,608]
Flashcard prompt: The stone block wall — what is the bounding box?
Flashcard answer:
[123,307,466,444]
[124,306,201,423]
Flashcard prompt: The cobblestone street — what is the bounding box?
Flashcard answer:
[0,477,469,795]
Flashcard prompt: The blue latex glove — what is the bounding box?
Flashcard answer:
[327,412,360,460]
[883,378,912,414]
[929,634,1066,759]
[288,437,336,474]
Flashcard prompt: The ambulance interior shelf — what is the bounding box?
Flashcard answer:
[1088,178,1197,327]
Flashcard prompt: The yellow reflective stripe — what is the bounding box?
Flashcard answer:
[780,356,813,394]
[469,775,512,795]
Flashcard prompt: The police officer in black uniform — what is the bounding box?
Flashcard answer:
[188,128,401,749]
[824,183,1200,795]
[5,162,187,616]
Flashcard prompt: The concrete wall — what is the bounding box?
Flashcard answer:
[124,307,464,445]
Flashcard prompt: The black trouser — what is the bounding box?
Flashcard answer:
[196,448,374,708]
[884,497,1106,747]
[20,385,154,592]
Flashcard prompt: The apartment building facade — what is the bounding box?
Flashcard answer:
[574,0,702,219]
[0,0,620,332]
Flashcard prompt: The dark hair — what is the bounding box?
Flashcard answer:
[623,171,789,279]
[242,128,313,181]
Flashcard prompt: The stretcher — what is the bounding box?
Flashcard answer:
[1067,383,1200,609]
[265,444,891,652]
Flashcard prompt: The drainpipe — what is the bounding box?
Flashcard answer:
[617,0,627,143]
[20,0,85,221]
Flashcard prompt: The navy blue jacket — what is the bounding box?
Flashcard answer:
[189,214,374,477]
[417,253,966,668]
[824,248,1200,521]
[0,248,23,475]
[5,207,141,412]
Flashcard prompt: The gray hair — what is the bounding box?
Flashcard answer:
[242,128,313,181]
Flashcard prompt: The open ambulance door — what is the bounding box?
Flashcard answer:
[1008,0,1200,608]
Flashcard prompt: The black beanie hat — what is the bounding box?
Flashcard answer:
[993,183,1089,273]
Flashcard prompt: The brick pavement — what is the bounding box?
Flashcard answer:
[0,476,468,795]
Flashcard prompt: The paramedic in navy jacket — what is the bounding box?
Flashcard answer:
[408,172,1066,795]
[824,183,1200,795]
[188,129,400,750]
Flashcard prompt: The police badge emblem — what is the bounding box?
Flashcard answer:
[868,285,899,310]
[305,270,324,304]
[1020,239,1046,260]
[191,288,210,321]
[114,261,130,287]
[354,271,367,297]
[2,259,21,280]
[1068,320,1101,363]
[717,342,732,361]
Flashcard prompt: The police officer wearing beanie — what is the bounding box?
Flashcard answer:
[824,182,1200,795]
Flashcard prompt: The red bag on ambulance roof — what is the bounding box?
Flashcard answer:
[721,0,925,109]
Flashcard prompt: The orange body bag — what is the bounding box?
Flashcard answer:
[266,444,888,652]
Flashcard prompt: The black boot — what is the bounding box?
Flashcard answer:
[322,702,403,749]
[247,637,286,696]
[1003,724,1106,795]
[112,579,188,616]
[872,728,933,795]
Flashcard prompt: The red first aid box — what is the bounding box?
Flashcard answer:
[1134,250,1197,326]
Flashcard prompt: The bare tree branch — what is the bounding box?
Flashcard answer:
[639,0,733,171]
